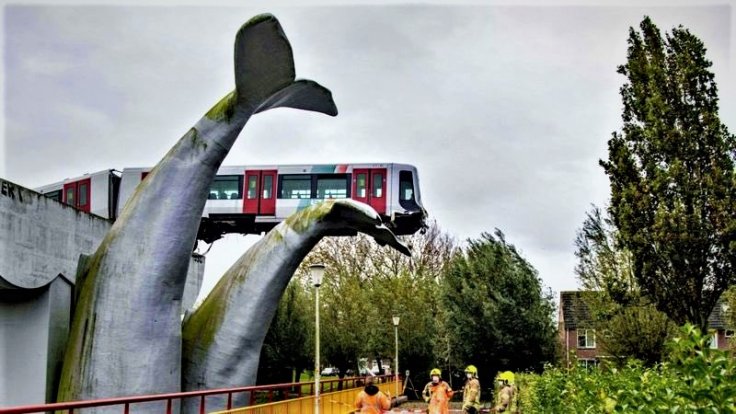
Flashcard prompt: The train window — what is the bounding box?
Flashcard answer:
[280,175,312,199]
[317,175,348,199]
[356,173,367,198]
[373,173,383,198]
[79,183,88,206]
[399,171,415,201]
[45,190,62,202]
[247,176,258,199]
[65,187,75,206]
[211,175,242,200]
[263,175,273,199]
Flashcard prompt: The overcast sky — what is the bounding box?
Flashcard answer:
[2,0,735,302]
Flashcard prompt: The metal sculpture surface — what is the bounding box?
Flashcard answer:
[57,14,337,404]
[182,200,410,406]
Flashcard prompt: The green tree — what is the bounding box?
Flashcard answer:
[302,221,455,386]
[441,230,557,382]
[256,280,313,385]
[575,206,676,365]
[600,16,736,331]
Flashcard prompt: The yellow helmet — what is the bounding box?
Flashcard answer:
[464,365,478,376]
[498,371,515,384]
[430,368,441,377]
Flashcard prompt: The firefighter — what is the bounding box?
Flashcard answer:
[354,376,391,414]
[461,365,481,414]
[422,368,454,414]
[494,372,517,413]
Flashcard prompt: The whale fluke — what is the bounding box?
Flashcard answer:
[182,200,409,410]
[234,14,337,116]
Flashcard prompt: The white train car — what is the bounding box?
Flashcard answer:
[35,169,121,219]
[36,163,427,243]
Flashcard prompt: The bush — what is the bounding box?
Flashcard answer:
[516,324,736,413]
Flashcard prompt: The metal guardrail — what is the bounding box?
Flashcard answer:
[0,375,396,414]
[211,379,400,414]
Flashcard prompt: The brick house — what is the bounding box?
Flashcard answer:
[558,291,734,367]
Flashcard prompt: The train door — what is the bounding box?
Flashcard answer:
[352,168,386,214]
[243,170,277,215]
[62,178,91,213]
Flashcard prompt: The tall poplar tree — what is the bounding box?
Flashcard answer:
[600,16,736,331]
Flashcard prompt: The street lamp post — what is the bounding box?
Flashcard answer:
[392,315,400,403]
[310,264,325,414]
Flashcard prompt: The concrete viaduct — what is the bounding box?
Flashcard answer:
[0,178,205,406]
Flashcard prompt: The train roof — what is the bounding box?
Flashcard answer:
[34,169,119,193]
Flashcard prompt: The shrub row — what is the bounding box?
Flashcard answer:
[516,325,736,413]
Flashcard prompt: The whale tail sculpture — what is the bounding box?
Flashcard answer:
[209,14,337,123]
[182,200,410,412]
[57,14,337,410]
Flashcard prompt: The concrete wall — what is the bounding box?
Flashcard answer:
[0,178,206,405]
[0,277,72,406]
[0,179,110,289]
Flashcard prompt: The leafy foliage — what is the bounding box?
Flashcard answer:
[256,281,313,385]
[575,206,676,365]
[441,229,558,385]
[600,16,736,330]
[518,324,736,413]
[301,221,456,381]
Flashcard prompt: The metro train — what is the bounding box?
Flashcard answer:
[35,163,427,243]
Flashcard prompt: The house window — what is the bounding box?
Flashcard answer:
[577,329,596,349]
[726,330,735,338]
[709,332,718,349]
[578,359,598,370]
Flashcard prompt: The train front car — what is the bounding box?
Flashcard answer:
[386,163,427,235]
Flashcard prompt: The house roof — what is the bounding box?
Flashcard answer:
[559,290,732,331]
[708,299,730,330]
[559,291,593,330]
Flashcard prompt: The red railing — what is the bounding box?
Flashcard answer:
[0,375,394,414]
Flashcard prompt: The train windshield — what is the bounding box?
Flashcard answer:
[399,170,415,202]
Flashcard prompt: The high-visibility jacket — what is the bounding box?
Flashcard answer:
[354,389,390,414]
[422,381,454,414]
[462,378,481,411]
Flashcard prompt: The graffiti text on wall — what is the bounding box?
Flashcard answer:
[1,180,24,203]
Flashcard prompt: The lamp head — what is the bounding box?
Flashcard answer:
[310,263,325,287]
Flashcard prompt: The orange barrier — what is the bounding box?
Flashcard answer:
[212,380,399,414]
